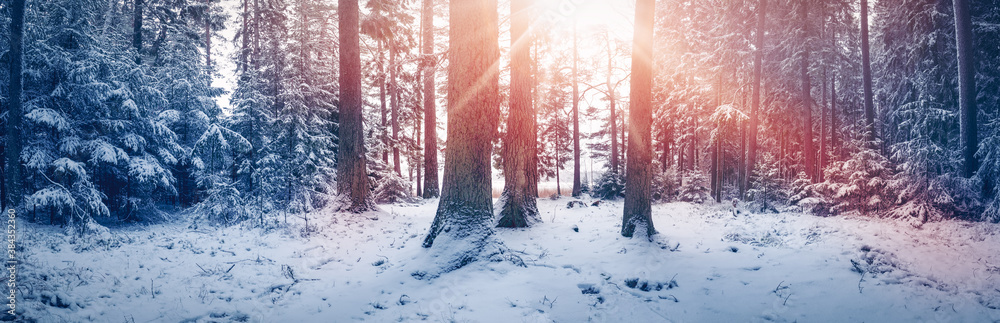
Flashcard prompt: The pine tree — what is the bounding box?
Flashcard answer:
[421,0,508,273]
[337,0,373,212]
[496,0,540,228]
[420,0,439,198]
[952,0,978,178]
[621,0,656,239]
[5,0,25,210]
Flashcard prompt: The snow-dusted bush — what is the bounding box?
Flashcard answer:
[191,175,249,225]
[592,169,625,200]
[746,152,788,213]
[651,167,680,202]
[373,171,415,204]
[810,139,894,216]
[679,172,711,204]
[789,171,832,216]
[190,125,253,225]
[978,119,1000,223]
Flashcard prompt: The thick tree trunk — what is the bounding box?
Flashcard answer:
[497,0,540,228]
[6,0,25,209]
[421,0,439,198]
[337,0,372,212]
[622,0,656,239]
[571,20,582,197]
[953,0,978,178]
[861,0,876,140]
[422,0,502,266]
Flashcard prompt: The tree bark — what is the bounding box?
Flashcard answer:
[239,0,248,71]
[337,0,372,212]
[571,19,582,197]
[497,0,540,228]
[5,0,25,209]
[416,71,423,197]
[607,31,619,175]
[831,71,838,158]
[622,0,655,239]
[743,0,767,198]
[379,41,389,165]
[205,0,211,67]
[861,0,876,140]
[952,0,978,178]
[134,0,144,63]
[391,49,401,175]
[799,0,815,182]
[421,0,440,198]
[422,0,501,258]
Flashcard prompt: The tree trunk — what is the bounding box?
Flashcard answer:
[422,0,502,268]
[5,0,25,209]
[416,70,423,197]
[421,0,439,198]
[739,118,746,196]
[571,19,582,197]
[861,0,876,140]
[337,0,372,212]
[610,98,618,173]
[711,128,719,201]
[622,0,656,239]
[607,32,619,175]
[4,0,25,210]
[555,142,561,196]
[253,0,260,68]
[953,0,978,178]
[660,125,669,173]
[205,0,211,67]
[831,72,838,158]
[799,0,815,182]
[689,120,696,172]
[134,0,144,63]
[391,49,401,175]
[818,3,827,182]
[820,65,827,182]
[497,0,540,228]
[379,41,389,165]
[239,0,248,71]
[621,112,627,168]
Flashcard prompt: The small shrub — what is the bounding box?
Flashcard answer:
[592,169,625,200]
[679,172,711,204]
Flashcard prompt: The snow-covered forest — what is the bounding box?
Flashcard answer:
[2,0,999,321]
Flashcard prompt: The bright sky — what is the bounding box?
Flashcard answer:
[535,0,636,41]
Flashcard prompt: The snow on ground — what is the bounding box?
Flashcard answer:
[17,198,1000,322]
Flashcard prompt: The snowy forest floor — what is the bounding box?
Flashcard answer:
[17,199,1000,322]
